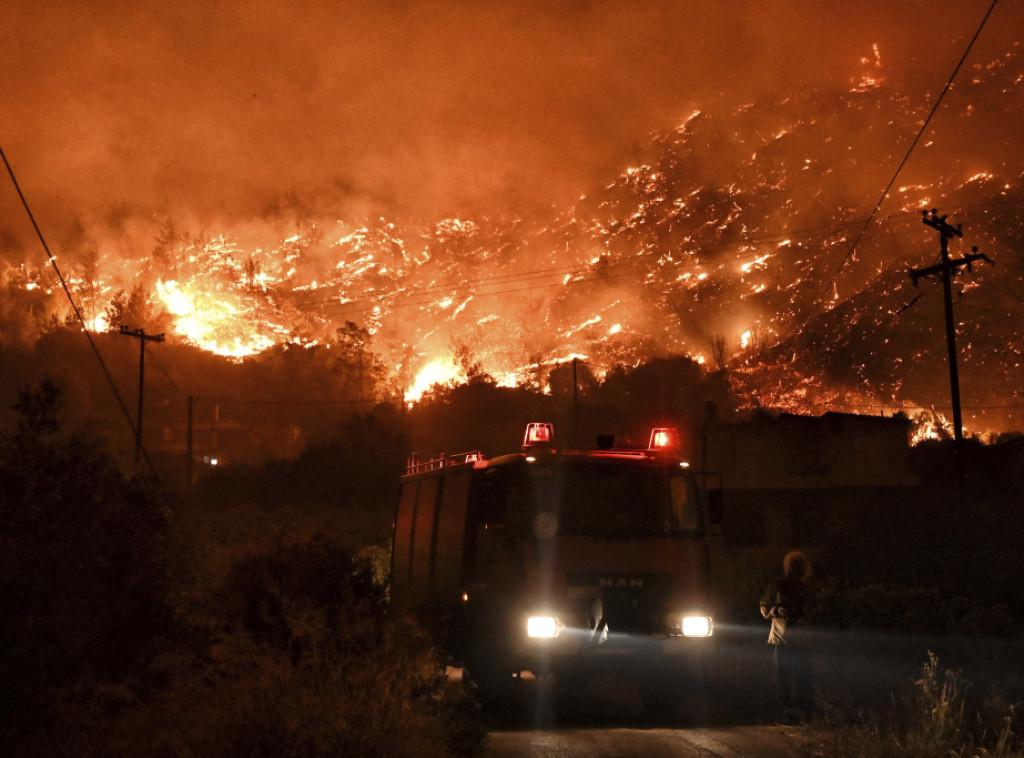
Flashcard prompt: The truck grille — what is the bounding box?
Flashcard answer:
[565,573,670,635]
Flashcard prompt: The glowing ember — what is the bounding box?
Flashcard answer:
[2,34,1022,437]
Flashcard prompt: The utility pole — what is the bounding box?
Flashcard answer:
[187,395,195,492]
[909,209,992,444]
[572,356,579,446]
[119,326,165,464]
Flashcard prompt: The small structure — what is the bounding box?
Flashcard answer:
[705,411,918,548]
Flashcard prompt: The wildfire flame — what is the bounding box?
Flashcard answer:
[2,38,1021,440]
[405,358,462,404]
[156,279,277,358]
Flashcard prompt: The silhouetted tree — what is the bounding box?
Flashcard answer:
[548,360,598,397]
[450,338,490,383]
[0,381,173,737]
[193,403,410,547]
[104,282,172,333]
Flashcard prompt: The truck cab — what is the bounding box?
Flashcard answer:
[392,423,714,704]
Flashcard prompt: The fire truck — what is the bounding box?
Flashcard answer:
[391,422,715,707]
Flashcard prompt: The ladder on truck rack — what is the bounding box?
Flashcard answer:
[405,450,484,474]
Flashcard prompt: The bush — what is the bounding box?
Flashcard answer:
[31,539,484,757]
[3,386,483,756]
[817,582,1019,637]
[207,539,483,756]
[0,381,174,744]
[186,406,410,582]
[822,652,1023,758]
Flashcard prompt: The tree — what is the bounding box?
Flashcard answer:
[450,338,491,384]
[335,321,387,401]
[104,283,172,333]
[548,360,598,398]
[0,381,173,735]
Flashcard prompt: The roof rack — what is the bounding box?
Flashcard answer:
[586,449,658,460]
[405,450,484,474]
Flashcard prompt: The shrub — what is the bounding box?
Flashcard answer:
[0,381,174,745]
[817,582,1019,638]
[822,652,1023,758]
[32,539,484,757]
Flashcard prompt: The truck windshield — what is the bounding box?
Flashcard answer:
[477,459,699,540]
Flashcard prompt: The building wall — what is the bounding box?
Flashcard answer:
[707,412,918,491]
[704,412,919,549]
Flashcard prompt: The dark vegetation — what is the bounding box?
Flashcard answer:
[0,383,480,757]
[2,341,1023,755]
[0,381,173,741]
[816,650,1024,757]
[809,440,1024,639]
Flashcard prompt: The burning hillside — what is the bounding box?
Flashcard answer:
[2,38,1023,437]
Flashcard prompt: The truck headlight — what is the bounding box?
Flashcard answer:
[681,615,713,637]
[527,615,562,638]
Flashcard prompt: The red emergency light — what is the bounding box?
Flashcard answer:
[649,427,679,450]
[523,422,554,448]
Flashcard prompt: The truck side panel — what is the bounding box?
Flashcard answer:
[392,480,418,600]
[409,477,440,605]
[433,469,471,602]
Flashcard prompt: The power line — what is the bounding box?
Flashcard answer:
[0,143,160,478]
[145,344,180,391]
[298,188,1020,319]
[777,0,1001,362]
[193,395,395,407]
[309,210,947,317]
[799,399,1024,411]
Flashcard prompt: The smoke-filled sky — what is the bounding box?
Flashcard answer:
[2,0,1017,239]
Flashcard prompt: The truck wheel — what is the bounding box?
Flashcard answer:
[464,658,519,710]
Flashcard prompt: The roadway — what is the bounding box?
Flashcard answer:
[477,624,1024,757]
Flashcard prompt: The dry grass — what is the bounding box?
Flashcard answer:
[818,652,1022,758]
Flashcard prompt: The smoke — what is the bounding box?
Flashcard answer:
[3,0,1010,245]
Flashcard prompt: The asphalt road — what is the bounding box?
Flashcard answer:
[485,725,826,757]
[478,661,824,757]
[476,624,1024,757]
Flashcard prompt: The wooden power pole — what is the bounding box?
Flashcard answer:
[909,209,992,443]
[119,326,165,464]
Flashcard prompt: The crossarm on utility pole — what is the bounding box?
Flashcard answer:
[908,210,993,444]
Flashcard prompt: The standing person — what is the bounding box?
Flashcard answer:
[760,550,817,723]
